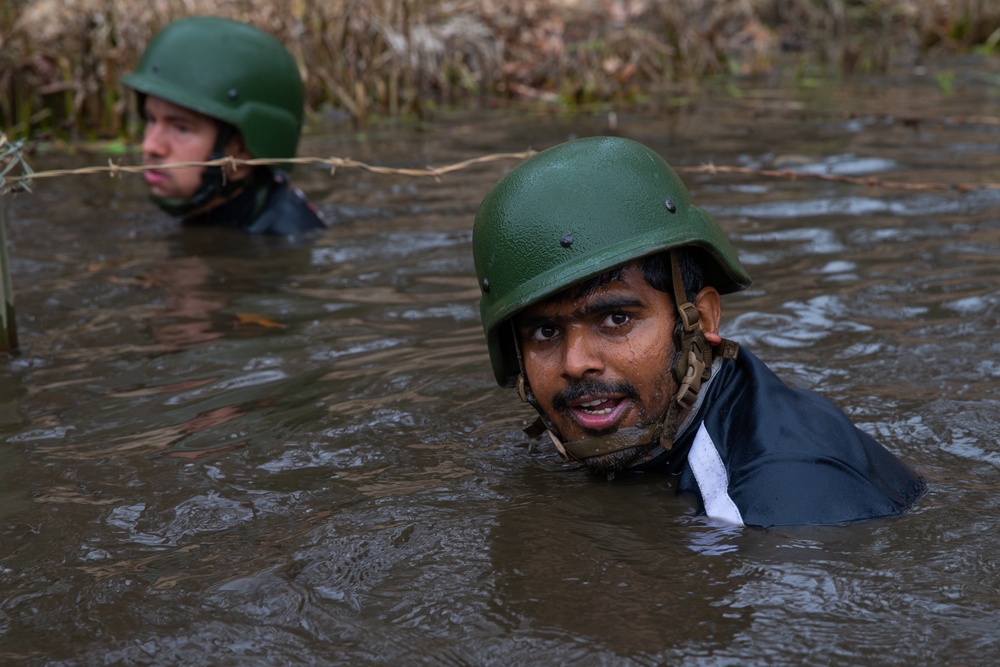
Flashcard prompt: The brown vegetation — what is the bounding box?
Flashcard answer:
[2,0,999,141]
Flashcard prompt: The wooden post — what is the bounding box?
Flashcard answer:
[0,200,17,353]
[0,134,24,354]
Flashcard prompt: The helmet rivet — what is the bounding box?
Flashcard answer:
[151,64,159,73]
[664,198,677,213]
[559,234,574,248]
[228,88,239,100]
[481,278,490,293]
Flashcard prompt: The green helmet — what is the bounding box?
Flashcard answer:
[122,16,304,161]
[473,135,752,388]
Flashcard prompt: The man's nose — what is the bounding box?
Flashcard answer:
[561,328,605,379]
[141,123,165,158]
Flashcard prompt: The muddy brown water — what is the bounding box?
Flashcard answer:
[3,61,1000,665]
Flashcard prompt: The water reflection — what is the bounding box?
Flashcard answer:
[0,370,25,429]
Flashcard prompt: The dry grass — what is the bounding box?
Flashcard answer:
[2,0,998,141]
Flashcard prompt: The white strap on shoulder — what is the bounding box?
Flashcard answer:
[688,423,744,525]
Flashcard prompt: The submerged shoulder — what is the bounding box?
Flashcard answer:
[688,348,926,527]
[249,171,327,235]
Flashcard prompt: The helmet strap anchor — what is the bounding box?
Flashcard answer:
[670,247,713,412]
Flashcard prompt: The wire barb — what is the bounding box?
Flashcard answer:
[0,134,36,195]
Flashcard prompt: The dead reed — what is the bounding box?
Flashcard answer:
[2,0,998,142]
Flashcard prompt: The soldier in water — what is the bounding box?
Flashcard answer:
[123,16,325,235]
[472,136,925,527]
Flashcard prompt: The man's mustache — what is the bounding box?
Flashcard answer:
[551,379,639,411]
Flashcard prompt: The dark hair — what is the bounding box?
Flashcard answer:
[639,249,703,303]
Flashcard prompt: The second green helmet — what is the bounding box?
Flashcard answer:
[473,135,752,388]
[122,15,305,161]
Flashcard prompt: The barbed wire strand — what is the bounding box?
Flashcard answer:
[3,133,1000,195]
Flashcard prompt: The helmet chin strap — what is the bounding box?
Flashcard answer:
[520,250,739,464]
[150,122,249,218]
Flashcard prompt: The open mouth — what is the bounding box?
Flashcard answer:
[570,396,631,432]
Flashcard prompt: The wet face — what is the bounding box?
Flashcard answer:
[139,96,251,204]
[514,260,723,474]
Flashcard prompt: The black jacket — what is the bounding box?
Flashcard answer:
[651,347,925,527]
[184,170,326,235]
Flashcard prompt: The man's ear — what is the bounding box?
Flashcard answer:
[695,286,722,345]
[223,133,254,180]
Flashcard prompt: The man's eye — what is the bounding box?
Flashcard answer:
[532,325,559,341]
[603,312,631,327]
